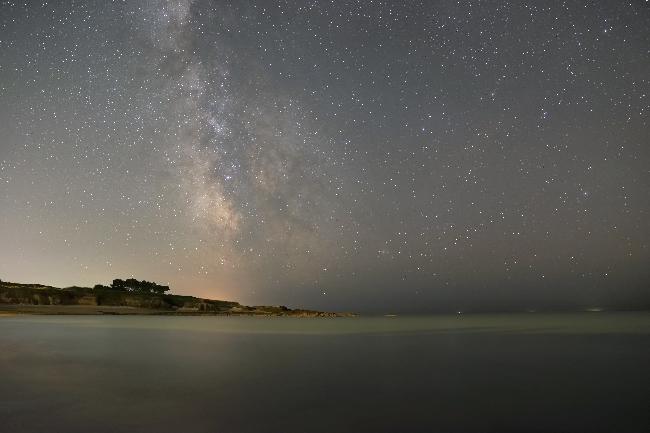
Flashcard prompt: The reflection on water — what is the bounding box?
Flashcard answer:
[1,313,649,433]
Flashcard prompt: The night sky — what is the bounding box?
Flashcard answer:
[0,1,648,312]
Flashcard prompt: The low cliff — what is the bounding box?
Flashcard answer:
[0,281,347,316]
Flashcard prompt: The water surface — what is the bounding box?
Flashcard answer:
[1,313,648,432]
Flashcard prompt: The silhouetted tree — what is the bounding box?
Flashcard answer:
[107,278,169,294]
[152,284,170,295]
[111,279,127,291]
[123,278,139,291]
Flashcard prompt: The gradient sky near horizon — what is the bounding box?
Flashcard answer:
[0,1,648,312]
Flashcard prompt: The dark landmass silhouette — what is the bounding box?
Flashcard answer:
[0,279,351,317]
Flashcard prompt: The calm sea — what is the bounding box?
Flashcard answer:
[1,313,648,433]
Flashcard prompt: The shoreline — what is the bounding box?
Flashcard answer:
[0,304,353,317]
[0,280,352,317]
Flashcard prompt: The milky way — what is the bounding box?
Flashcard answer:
[0,1,648,312]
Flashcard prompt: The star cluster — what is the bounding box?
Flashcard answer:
[0,1,648,312]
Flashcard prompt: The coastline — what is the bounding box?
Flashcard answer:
[0,280,353,317]
[0,304,353,317]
